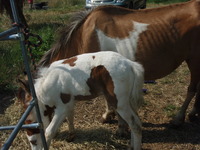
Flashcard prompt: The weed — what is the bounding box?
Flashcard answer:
[163,104,179,117]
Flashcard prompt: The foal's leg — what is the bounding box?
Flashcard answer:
[116,113,129,137]
[101,98,116,123]
[66,106,75,142]
[117,107,142,150]
[45,100,74,147]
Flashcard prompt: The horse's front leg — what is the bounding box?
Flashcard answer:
[45,100,74,147]
[66,106,75,142]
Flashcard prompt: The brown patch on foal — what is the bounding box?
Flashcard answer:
[60,93,71,104]
[87,65,117,108]
[62,56,77,66]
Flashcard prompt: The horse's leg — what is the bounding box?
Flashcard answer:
[117,107,142,150]
[45,100,74,147]
[171,90,195,126]
[101,98,116,123]
[116,113,129,137]
[189,82,200,122]
[66,106,75,142]
[172,59,200,126]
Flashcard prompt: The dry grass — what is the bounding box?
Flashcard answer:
[1,62,200,150]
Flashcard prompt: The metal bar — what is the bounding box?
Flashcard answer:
[0,0,48,149]
[10,0,20,24]
[9,0,48,149]
[0,34,20,41]
[18,29,48,150]
[1,100,35,150]
[0,27,18,40]
[0,123,40,131]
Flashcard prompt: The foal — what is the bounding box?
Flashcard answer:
[17,51,144,150]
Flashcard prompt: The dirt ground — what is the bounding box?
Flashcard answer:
[0,63,200,150]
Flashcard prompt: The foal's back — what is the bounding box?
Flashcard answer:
[36,51,143,101]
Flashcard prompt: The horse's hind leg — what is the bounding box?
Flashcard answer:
[189,82,200,122]
[116,113,129,137]
[101,97,116,123]
[117,107,142,150]
[171,90,195,126]
[172,59,200,126]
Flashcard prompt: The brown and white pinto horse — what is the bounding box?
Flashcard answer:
[38,0,200,126]
[18,51,144,150]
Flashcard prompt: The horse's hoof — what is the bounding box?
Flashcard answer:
[169,117,184,128]
[100,117,112,124]
[188,113,200,123]
[66,133,75,142]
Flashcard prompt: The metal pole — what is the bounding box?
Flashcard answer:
[0,27,18,40]
[0,0,48,149]
[1,100,35,150]
[0,123,40,131]
[9,0,48,149]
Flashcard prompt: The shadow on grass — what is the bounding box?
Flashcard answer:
[54,121,200,146]
[55,127,128,149]
[0,90,15,114]
[142,122,200,144]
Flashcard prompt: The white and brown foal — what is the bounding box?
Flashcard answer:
[17,51,144,150]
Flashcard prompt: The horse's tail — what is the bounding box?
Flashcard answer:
[38,10,91,67]
[129,62,144,112]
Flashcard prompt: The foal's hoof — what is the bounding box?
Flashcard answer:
[66,133,75,142]
[100,117,112,124]
[100,115,116,124]
[116,129,130,138]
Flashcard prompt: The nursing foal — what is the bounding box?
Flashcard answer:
[17,51,144,150]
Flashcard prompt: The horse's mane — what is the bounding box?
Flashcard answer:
[38,10,91,67]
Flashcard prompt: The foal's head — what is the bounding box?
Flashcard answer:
[17,79,45,150]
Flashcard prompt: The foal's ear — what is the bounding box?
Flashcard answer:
[17,79,30,93]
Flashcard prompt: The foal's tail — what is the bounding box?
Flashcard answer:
[129,62,144,112]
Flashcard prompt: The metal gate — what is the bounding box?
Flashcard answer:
[0,0,48,149]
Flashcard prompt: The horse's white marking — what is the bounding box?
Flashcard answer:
[96,21,149,60]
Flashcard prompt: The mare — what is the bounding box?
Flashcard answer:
[38,0,200,127]
[17,51,144,150]
[0,0,27,27]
